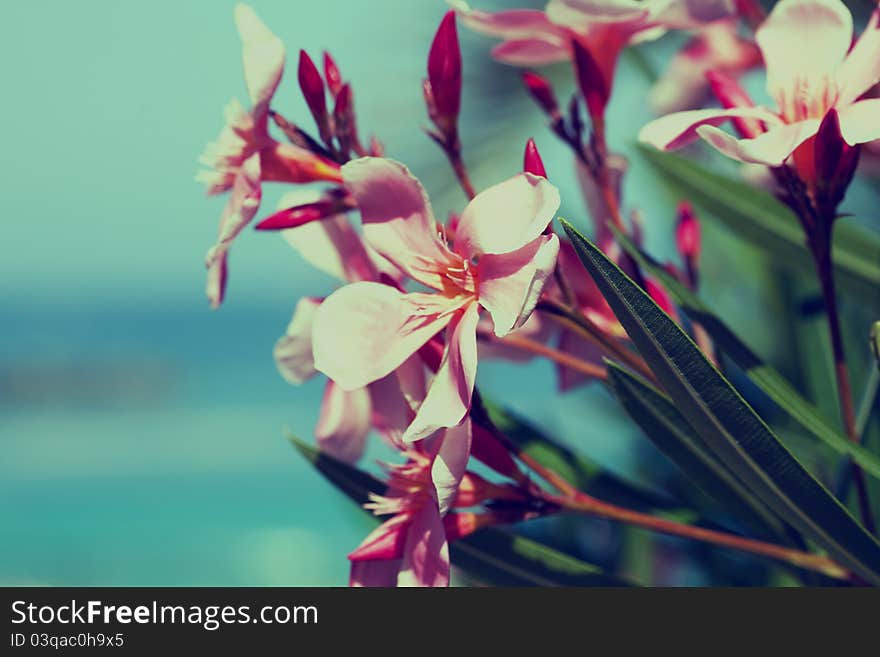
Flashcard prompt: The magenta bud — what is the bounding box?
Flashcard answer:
[470,424,524,483]
[323,51,343,97]
[427,11,462,134]
[523,138,548,178]
[255,191,352,231]
[706,70,763,139]
[675,201,701,263]
[521,71,559,118]
[297,50,327,130]
[571,40,609,124]
[814,108,859,207]
[334,83,352,120]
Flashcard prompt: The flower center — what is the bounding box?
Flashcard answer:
[775,74,839,123]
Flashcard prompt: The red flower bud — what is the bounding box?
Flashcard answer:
[812,108,860,208]
[254,190,353,231]
[297,50,328,134]
[706,70,763,139]
[521,71,559,118]
[427,11,462,134]
[523,138,548,178]
[470,424,524,482]
[453,472,526,509]
[571,39,609,124]
[323,51,343,97]
[675,201,701,263]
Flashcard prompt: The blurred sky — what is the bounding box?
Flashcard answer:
[3,1,875,585]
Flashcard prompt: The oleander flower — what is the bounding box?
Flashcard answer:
[639,0,880,168]
[273,192,415,462]
[198,4,342,308]
[311,157,560,444]
[347,427,472,587]
[649,18,761,113]
[453,0,732,117]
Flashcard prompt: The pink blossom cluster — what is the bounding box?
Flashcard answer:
[197,1,880,586]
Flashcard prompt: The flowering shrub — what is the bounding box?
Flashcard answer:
[198,1,880,586]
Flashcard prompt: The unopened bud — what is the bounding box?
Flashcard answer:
[523,138,548,178]
[521,71,559,119]
[323,51,343,97]
[297,50,329,140]
[255,190,353,231]
[706,70,763,139]
[427,11,462,136]
[572,40,609,124]
[453,472,526,508]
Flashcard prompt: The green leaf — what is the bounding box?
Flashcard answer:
[614,227,880,482]
[483,398,679,512]
[562,220,880,584]
[289,434,631,586]
[606,361,800,546]
[639,146,880,298]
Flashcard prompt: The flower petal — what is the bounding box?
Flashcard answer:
[349,515,409,562]
[342,157,455,289]
[490,38,570,66]
[315,381,371,463]
[836,9,880,107]
[638,107,782,151]
[452,2,563,38]
[403,302,480,443]
[756,0,852,103]
[432,420,473,515]
[204,153,262,308]
[478,234,560,337]
[279,192,377,283]
[312,282,456,390]
[454,173,560,257]
[838,99,880,146]
[234,4,285,116]
[274,297,321,384]
[546,0,649,27]
[397,504,450,587]
[696,119,819,165]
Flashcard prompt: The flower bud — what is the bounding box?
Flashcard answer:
[523,138,547,178]
[572,39,609,124]
[254,189,353,231]
[521,71,559,119]
[675,202,701,263]
[706,70,763,139]
[813,108,859,208]
[427,11,462,136]
[453,472,526,508]
[323,51,343,97]
[470,424,524,483]
[297,50,329,140]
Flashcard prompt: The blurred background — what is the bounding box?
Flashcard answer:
[2,0,877,585]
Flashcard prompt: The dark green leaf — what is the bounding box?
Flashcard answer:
[639,146,880,298]
[606,361,800,546]
[562,220,880,584]
[614,226,880,482]
[289,434,632,586]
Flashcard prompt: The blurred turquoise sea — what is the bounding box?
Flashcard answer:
[3,1,876,585]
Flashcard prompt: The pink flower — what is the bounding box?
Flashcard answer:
[639,0,880,168]
[345,432,535,587]
[273,192,413,462]
[311,157,560,444]
[198,4,342,309]
[453,0,732,114]
[649,18,761,114]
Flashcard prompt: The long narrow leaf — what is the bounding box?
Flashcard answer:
[562,220,880,584]
[606,361,800,546]
[614,227,880,481]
